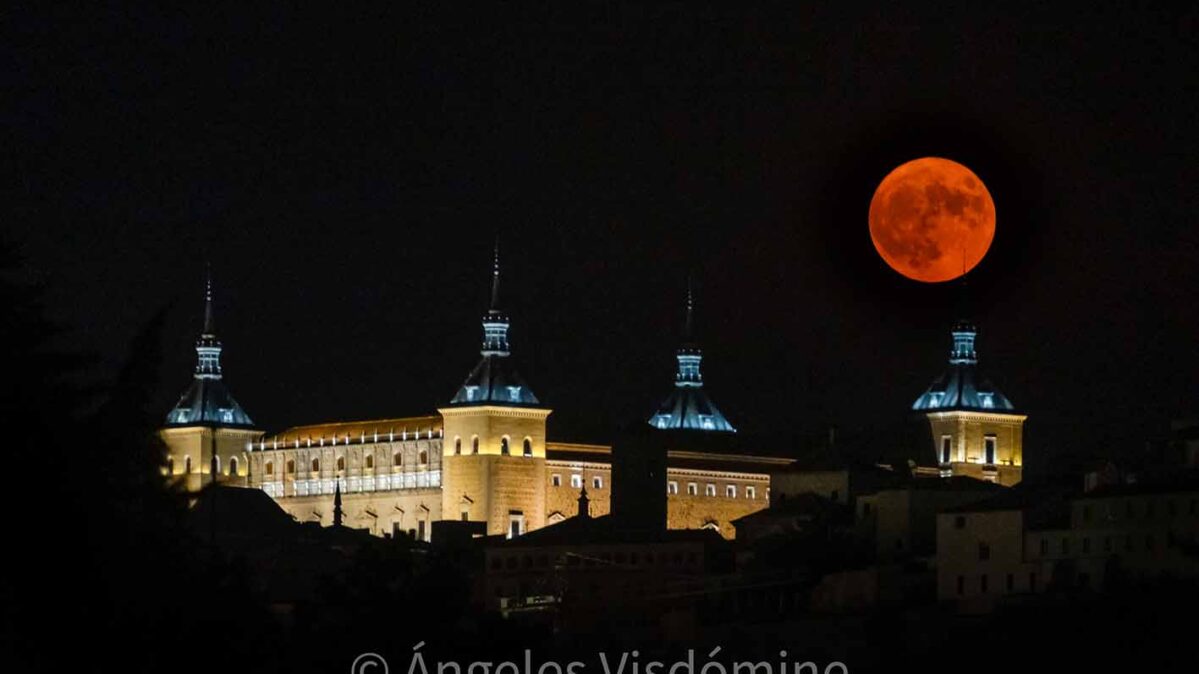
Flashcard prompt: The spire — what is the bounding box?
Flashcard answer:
[577,486,591,520]
[675,281,702,387]
[647,276,737,432]
[333,478,343,528]
[489,238,501,313]
[683,275,695,344]
[480,240,511,356]
[194,271,223,379]
[203,264,215,335]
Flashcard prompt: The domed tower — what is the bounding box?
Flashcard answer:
[912,320,1025,486]
[439,244,550,537]
[160,272,261,491]
[648,281,736,433]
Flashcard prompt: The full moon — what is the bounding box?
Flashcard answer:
[868,157,996,283]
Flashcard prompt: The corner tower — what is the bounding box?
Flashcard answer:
[439,244,550,537]
[160,272,261,491]
[912,320,1025,486]
[649,281,736,433]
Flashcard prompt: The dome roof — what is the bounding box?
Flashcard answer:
[912,321,1016,413]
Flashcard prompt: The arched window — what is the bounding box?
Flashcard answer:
[286,459,295,474]
[166,457,175,475]
[394,452,402,467]
[523,438,533,457]
[213,456,221,473]
[229,456,239,476]
[472,436,479,454]
[185,456,192,474]
[454,437,462,455]
[419,449,428,465]
[336,456,345,471]
[311,458,320,473]
[500,437,510,456]
[365,454,374,469]
[265,461,274,476]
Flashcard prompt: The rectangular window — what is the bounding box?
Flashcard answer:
[941,435,953,463]
[705,484,716,497]
[1082,537,1091,554]
[592,476,603,489]
[746,486,756,500]
[726,485,737,498]
[1061,538,1070,555]
[551,474,561,487]
[1040,538,1049,555]
[978,542,991,561]
[980,575,988,593]
[1082,504,1092,522]
[417,520,426,542]
[687,482,698,496]
[507,512,524,540]
[570,474,582,489]
[667,481,678,495]
[984,436,996,464]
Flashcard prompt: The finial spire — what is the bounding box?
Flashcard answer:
[684,276,695,343]
[489,238,501,313]
[202,265,215,335]
[333,478,343,528]
[577,485,591,519]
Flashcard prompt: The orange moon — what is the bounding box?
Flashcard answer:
[868,157,996,283]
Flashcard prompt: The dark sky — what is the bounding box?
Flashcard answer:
[6,4,1198,476]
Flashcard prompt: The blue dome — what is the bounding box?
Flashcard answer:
[912,321,1016,413]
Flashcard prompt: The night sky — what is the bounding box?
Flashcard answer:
[7,5,1198,477]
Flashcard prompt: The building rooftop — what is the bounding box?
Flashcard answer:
[912,320,1017,413]
[648,282,736,433]
[257,414,443,448]
[164,273,255,428]
[449,243,541,407]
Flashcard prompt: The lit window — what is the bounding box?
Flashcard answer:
[687,483,698,496]
[592,476,603,490]
[570,474,582,489]
[705,484,716,497]
[726,485,737,498]
[551,474,562,487]
[668,481,679,495]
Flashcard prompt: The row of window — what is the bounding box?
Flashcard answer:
[489,548,700,571]
[1037,532,1173,557]
[166,455,239,476]
[1080,498,1198,522]
[668,481,760,499]
[956,572,1035,596]
[452,436,534,456]
[263,450,429,476]
[551,474,603,489]
[940,435,1001,464]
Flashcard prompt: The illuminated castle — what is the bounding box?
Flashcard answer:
[912,320,1025,486]
[159,251,785,539]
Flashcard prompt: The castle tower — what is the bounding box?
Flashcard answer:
[912,320,1025,486]
[160,271,261,492]
[648,280,737,433]
[439,243,550,538]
